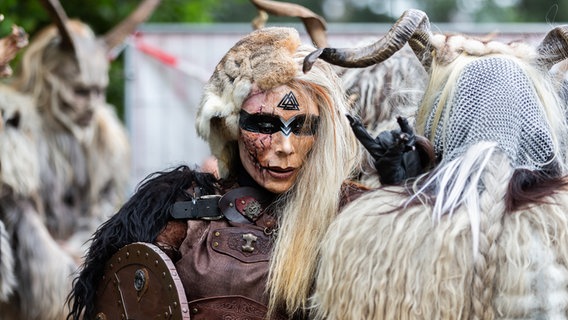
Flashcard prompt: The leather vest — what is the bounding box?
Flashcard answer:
[174,187,286,319]
[172,182,368,319]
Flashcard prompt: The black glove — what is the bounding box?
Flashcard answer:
[347,114,424,185]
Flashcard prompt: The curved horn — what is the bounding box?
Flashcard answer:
[252,10,269,30]
[38,0,75,51]
[303,9,431,73]
[250,0,327,48]
[103,0,161,54]
[536,25,568,69]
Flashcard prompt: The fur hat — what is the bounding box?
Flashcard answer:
[196,27,302,178]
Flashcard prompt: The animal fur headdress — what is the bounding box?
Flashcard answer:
[196,27,302,178]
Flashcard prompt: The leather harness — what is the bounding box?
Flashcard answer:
[171,187,275,225]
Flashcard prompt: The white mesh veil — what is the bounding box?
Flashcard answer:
[423,56,564,174]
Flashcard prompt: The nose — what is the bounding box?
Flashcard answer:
[274,132,294,156]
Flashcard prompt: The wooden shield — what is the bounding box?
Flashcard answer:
[94,242,190,319]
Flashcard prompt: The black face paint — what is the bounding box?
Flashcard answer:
[277,91,300,110]
[239,110,319,136]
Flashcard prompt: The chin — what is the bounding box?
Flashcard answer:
[262,181,293,194]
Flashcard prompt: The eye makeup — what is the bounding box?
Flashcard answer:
[239,110,319,136]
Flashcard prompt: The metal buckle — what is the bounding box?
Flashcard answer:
[171,195,223,220]
[195,195,223,220]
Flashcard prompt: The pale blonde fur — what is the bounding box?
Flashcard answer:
[312,152,568,319]
[429,34,537,67]
[11,20,130,259]
[1,201,77,320]
[0,85,77,319]
[0,221,15,302]
[311,16,568,320]
[0,85,40,195]
[0,86,38,305]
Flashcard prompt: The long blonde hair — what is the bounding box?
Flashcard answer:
[265,46,361,317]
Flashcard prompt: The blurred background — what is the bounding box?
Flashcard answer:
[2,0,567,186]
[3,0,568,117]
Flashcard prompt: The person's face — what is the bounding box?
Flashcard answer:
[52,55,108,128]
[238,85,320,194]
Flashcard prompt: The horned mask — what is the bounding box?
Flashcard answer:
[15,0,160,137]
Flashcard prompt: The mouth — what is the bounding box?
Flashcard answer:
[76,111,94,127]
[264,166,296,179]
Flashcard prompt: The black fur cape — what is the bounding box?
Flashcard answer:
[66,165,220,320]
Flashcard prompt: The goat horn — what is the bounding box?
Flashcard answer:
[103,0,161,55]
[252,10,269,30]
[250,0,327,48]
[536,25,568,69]
[303,8,431,72]
[38,0,75,52]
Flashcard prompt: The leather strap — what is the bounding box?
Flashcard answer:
[171,187,275,224]
[219,187,273,224]
[171,195,223,220]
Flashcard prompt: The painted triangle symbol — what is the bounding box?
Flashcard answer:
[277,91,300,110]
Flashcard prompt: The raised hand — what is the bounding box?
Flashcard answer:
[347,114,424,185]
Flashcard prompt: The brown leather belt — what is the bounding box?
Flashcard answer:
[171,195,223,220]
[171,187,274,224]
[188,295,287,320]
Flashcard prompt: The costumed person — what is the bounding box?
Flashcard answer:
[0,18,76,320]
[303,9,568,319]
[0,72,76,320]
[10,0,159,262]
[0,16,27,301]
[0,15,29,310]
[66,25,432,320]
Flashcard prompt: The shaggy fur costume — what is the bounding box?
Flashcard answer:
[1,196,77,320]
[67,166,220,320]
[312,150,568,319]
[306,10,568,318]
[0,220,15,301]
[0,85,77,319]
[11,0,160,261]
[13,20,132,258]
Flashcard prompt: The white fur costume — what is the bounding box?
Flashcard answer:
[312,149,568,319]
[0,85,76,320]
[309,9,568,319]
